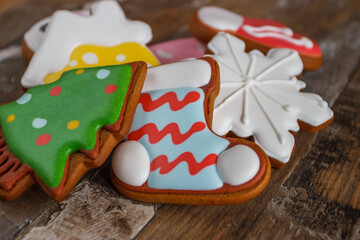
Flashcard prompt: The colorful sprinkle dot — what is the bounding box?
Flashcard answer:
[32,118,47,129]
[105,84,117,94]
[16,93,32,105]
[67,120,79,130]
[76,69,84,75]
[50,86,62,96]
[7,114,15,123]
[97,69,110,79]
[36,134,51,146]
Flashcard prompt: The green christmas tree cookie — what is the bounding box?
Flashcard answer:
[0,65,133,188]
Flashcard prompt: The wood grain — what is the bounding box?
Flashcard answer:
[0,0,359,239]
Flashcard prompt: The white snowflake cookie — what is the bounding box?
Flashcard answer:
[207,32,333,166]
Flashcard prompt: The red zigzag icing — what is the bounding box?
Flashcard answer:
[139,91,200,112]
[128,122,206,145]
[150,152,217,175]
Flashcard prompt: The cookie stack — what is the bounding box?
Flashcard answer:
[0,0,333,205]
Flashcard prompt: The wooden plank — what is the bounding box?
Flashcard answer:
[15,161,157,240]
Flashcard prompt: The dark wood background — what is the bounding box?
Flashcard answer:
[0,0,359,239]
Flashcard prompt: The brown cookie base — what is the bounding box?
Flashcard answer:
[0,62,147,202]
[189,12,323,71]
[111,138,271,205]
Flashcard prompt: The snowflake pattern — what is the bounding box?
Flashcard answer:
[208,32,333,164]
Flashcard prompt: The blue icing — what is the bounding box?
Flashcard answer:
[127,88,230,190]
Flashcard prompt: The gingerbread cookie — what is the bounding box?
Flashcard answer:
[21,0,158,88]
[189,6,323,70]
[111,58,271,205]
[206,32,333,167]
[149,37,205,64]
[0,62,147,201]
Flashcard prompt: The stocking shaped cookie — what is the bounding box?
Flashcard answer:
[0,62,146,201]
[207,33,333,167]
[190,6,323,70]
[21,0,158,88]
[111,58,270,205]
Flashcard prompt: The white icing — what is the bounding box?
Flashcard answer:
[242,25,314,48]
[24,16,52,52]
[116,54,126,62]
[217,145,260,185]
[142,59,212,92]
[16,93,32,104]
[156,49,174,59]
[207,33,333,163]
[23,10,90,52]
[0,45,21,62]
[198,6,244,31]
[82,52,98,64]
[22,0,153,88]
[112,141,150,186]
[32,118,47,129]
[96,69,110,79]
[69,60,78,67]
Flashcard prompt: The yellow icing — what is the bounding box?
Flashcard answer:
[44,42,159,84]
[7,114,15,123]
[67,120,79,130]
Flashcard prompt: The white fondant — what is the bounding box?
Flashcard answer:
[16,93,32,104]
[96,69,110,79]
[21,0,153,88]
[156,49,174,59]
[217,145,260,185]
[198,6,244,31]
[116,54,126,62]
[69,60,78,67]
[82,52,98,65]
[112,141,150,186]
[207,33,333,163]
[242,25,314,48]
[142,59,212,92]
[32,118,47,129]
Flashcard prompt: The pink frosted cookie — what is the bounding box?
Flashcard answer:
[190,6,323,70]
[149,38,205,64]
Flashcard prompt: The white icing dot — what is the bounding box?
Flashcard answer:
[69,60,78,67]
[82,52,98,65]
[32,118,47,129]
[112,141,150,186]
[96,69,110,79]
[116,54,126,62]
[16,93,32,104]
[217,145,260,186]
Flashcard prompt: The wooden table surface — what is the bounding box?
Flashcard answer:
[0,0,359,239]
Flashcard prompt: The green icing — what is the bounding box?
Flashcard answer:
[0,65,133,188]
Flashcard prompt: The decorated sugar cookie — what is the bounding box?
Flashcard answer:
[206,33,333,167]
[21,0,156,88]
[190,6,323,70]
[149,38,205,64]
[0,62,147,201]
[111,58,271,205]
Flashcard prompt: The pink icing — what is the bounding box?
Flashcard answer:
[149,38,205,64]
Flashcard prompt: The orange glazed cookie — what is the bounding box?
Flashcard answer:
[111,58,271,205]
